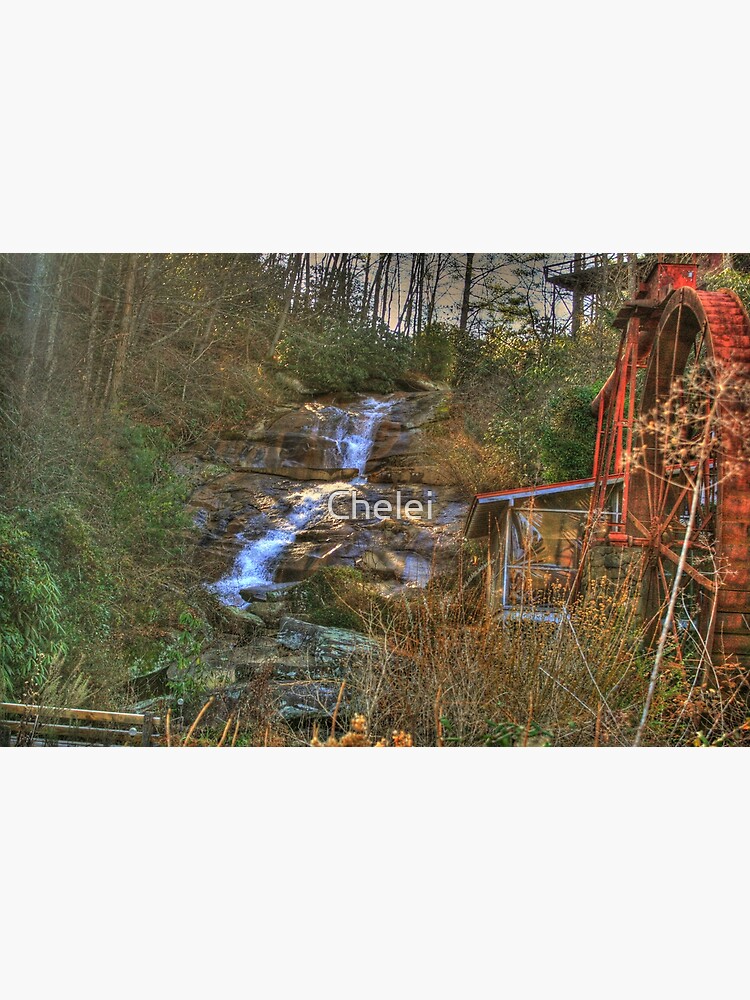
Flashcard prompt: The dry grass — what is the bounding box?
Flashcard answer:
[336,569,651,747]
[337,542,750,746]
[160,555,750,749]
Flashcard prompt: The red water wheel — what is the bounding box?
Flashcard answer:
[622,287,750,672]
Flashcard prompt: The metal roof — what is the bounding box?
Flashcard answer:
[464,475,624,539]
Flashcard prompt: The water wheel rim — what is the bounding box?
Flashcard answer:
[627,286,750,670]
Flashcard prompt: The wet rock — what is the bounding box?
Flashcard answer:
[246,601,288,627]
[368,516,403,533]
[275,680,346,721]
[359,549,432,584]
[267,588,293,601]
[235,408,341,470]
[276,617,380,668]
[273,543,346,583]
[295,523,354,543]
[376,418,403,435]
[223,606,267,630]
[240,586,267,601]
[215,395,443,477]
[239,465,358,482]
[210,439,250,466]
[360,549,402,576]
[368,469,394,483]
[366,427,424,466]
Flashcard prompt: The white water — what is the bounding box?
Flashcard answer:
[308,396,393,481]
[330,397,394,481]
[209,487,328,604]
[209,396,396,605]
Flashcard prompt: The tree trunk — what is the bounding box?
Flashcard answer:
[370,254,385,331]
[627,253,638,299]
[134,253,158,346]
[108,253,138,411]
[381,254,392,327]
[359,254,371,320]
[459,253,474,334]
[397,254,417,336]
[84,254,106,401]
[426,253,445,326]
[320,252,338,308]
[571,252,584,339]
[303,254,311,306]
[20,254,50,401]
[94,255,125,407]
[43,256,67,381]
[415,253,426,336]
[266,253,302,360]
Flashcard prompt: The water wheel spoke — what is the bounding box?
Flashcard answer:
[660,480,691,535]
[654,535,717,593]
[693,321,708,365]
[656,555,672,605]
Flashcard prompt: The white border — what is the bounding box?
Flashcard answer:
[4,1,750,992]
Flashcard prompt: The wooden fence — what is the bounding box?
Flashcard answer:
[0,703,161,747]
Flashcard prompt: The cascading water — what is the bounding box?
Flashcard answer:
[208,396,396,605]
[209,487,326,604]
[303,396,393,480]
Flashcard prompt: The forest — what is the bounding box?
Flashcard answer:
[2,251,749,747]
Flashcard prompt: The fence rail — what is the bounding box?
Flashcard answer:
[0,703,161,747]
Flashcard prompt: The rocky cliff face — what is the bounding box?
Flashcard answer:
[180,390,467,601]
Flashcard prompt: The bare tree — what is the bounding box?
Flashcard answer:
[108,253,139,411]
[459,253,474,335]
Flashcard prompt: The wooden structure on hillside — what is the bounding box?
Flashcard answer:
[544,253,732,338]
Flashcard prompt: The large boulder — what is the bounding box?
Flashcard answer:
[232,408,344,471]
[276,617,380,669]
[275,680,347,721]
[222,606,267,631]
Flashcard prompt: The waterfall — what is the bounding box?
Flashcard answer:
[334,397,394,481]
[307,396,393,479]
[208,395,396,605]
[209,487,327,603]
